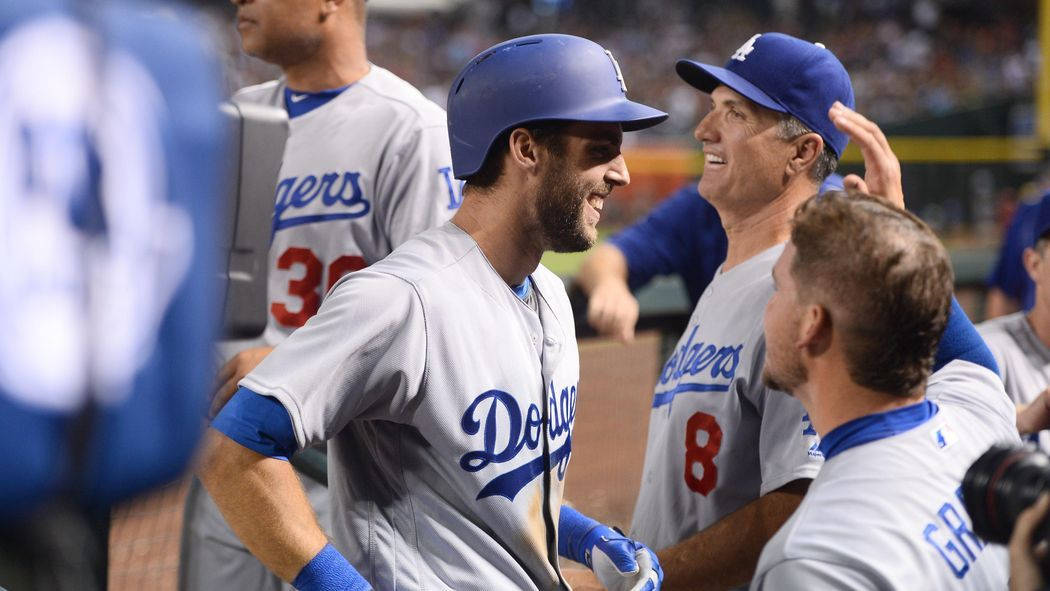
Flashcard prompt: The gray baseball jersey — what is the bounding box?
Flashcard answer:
[233,65,461,345]
[751,360,1018,590]
[184,66,458,591]
[240,223,580,591]
[630,244,822,550]
[977,311,1050,450]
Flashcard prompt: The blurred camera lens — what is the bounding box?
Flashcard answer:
[962,444,1050,544]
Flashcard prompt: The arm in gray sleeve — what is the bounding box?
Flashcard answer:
[239,270,427,448]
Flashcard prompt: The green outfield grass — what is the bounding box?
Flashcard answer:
[540,249,590,278]
[540,229,617,278]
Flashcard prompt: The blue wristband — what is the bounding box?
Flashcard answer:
[292,543,371,591]
[558,505,612,567]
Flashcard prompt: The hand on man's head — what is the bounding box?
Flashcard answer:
[828,102,904,209]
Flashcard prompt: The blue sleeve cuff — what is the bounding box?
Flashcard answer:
[933,298,998,375]
[211,387,299,459]
[292,543,371,591]
[558,505,608,567]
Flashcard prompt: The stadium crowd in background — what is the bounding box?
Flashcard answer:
[199,0,1039,138]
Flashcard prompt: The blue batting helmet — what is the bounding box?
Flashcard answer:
[447,34,668,180]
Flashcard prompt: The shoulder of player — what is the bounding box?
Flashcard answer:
[706,243,780,299]
[927,358,1012,409]
[755,556,881,590]
[927,359,1019,437]
[231,79,283,106]
[776,474,925,563]
[975,311,1026,340]
[364,224,475,286]
[351,65,447,130]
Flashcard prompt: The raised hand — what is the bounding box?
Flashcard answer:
[828,101,904,209]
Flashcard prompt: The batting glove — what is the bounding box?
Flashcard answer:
[558,505,663,591]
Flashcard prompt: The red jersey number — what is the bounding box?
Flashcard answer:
[271,248,366,328]
[684,412,723,496]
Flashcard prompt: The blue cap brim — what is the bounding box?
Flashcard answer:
[675,59,787,115]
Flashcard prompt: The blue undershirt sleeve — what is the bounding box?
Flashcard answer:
[932,298,998,375]
[211,386,299,460]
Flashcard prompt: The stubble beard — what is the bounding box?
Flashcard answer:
[536,160,608,253]
[761,354,807,395]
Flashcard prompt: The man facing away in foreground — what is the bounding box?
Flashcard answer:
[753,180,1017,588]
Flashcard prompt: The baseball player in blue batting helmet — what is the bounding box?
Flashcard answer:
[201,33,669,591]
[448,33,667,180]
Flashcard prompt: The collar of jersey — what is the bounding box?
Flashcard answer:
[512,276,533,300]
[817,399,939,460]
[283,83,353,118]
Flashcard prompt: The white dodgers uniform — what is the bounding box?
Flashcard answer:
[234,65,461,344]
[752,360,1019,590]
[631,244,822,549]
[978,311,1050,450]
[241,223,579,590]
[181,65,458,591]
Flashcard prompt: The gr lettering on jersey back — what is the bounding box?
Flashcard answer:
[922,486,990,580]
[460,380,577,502]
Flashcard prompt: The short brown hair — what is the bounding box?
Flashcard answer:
[789,190,953,396]
[463,123,565,190]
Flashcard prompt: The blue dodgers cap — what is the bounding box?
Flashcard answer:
[676,32,855,158]
[448,34,669,179]
[1032,204,1050,246]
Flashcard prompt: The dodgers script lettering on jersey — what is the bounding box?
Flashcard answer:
[655,325,743,405]
[461,381,576,501]
[273,171,371,235]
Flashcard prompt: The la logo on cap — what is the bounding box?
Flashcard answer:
[731,34,761,62]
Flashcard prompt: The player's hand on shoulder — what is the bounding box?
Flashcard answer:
[590,529,663,591]
[211,346,275,418]
[827,101,904,209]
[587,278,640,343]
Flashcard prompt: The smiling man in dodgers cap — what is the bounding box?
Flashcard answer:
[626,32,858,590]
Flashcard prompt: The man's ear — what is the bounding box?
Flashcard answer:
[797,303,831,354]
[788,133,823,178]
[321,0,345,21]
[507,128,540,175]
[1024,246,1043,283]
